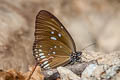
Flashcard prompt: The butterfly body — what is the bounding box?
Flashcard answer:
[33,10,82,69]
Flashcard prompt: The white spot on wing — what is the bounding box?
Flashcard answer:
[43,64,50,68]
[43,61,48,65]
[35,55,38,57]
[35,51,39,53]
[58,33,62,37]
[50,48,53,50]
[34,49,37,51]
[47,67,51,69]
[52,51,56,54]
[61,26,63,29]
[50,37,57,40]
[40,56,46,59]
[40,45,42,47]
[51,31,54,34]
[37,58,40,60]
[60,46,63,48]
[39,53,44,56]
[39,49,42,52]
[54,46,57,48]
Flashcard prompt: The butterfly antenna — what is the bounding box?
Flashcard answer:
[26,62,39,80]
[81,43,96,59]
[81,42,96,51]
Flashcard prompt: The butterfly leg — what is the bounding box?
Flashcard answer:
[26,62,39,80]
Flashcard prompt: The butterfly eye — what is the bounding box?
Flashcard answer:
[33,10,82,69]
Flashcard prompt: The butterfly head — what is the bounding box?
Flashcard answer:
[70,51,82,64]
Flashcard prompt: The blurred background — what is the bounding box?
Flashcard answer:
[0,0,120,72]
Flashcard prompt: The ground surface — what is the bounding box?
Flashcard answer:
[0,0,120,80]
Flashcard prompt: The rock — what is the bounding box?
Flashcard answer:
[81,62,120,80]
[101,64,120,80]
[57,67,81,80]
[81,64,98,80]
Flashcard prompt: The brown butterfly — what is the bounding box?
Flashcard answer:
[33,10,82,70]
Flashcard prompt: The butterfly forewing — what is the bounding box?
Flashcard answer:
[33,10,76,69]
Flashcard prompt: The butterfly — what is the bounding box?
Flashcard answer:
[33,10,82,70]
